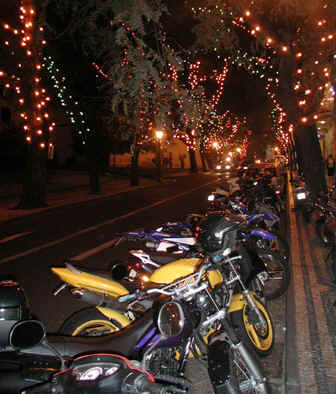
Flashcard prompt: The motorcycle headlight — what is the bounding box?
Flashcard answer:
[158,302,185,338]
[208,194,215,202]
[296,192,306,200]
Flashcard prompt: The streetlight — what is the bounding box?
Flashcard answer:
[155,130,164,182]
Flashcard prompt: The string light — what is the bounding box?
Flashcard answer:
[43,55,90,146]
[1,1,53,149]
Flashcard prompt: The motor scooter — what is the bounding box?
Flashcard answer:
[0,295,192,393]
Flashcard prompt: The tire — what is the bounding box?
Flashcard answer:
[59,307,125,336]
[230,298,274,357]
[257,250,291,300]
[224,346,270,393]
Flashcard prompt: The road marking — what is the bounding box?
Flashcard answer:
[0,231,32,244]
[71,237,121,261]
[0,180,219,265]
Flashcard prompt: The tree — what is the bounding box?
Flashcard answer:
[0,1,55,208]
[188,0,336,196]
[46,0,185,186]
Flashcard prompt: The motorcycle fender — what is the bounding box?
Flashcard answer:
[227,293,254,313]
[250,228,276,241]
[51,267,129,297]
[96,306,132,327]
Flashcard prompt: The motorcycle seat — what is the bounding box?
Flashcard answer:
[66,262,112,280]
[19,308,156,359]
[149,252,182,265]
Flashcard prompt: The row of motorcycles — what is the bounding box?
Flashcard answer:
[0,169,290,393]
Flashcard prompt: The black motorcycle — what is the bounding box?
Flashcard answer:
[1,313,191,393]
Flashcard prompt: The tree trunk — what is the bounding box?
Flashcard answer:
[130,145,140,186]
[200,153,207,171]
[18,144,48,209]
[205,154,214,170]
[278,56,326,196]
[188,150,198,173]
[89,159,101,194]
[294,124,327,197]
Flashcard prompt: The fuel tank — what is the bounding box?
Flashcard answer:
[149,258,223,287]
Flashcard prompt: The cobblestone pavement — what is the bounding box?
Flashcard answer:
[286,182,336,394]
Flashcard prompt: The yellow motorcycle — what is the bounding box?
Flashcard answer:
[52,216,274,356]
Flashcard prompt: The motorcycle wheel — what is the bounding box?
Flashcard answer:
[225,346,270,393]
[256,250,291,300]
[230,298,274,357]
[59,307,126,336]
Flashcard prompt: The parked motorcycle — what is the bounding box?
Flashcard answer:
[0,283,191,393]
[52,215,274,357]
[115,212,290,301]
[306,194,336,281]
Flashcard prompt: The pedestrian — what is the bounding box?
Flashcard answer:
[326,154,335,189]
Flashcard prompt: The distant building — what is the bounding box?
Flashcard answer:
[110,139,204,170]
[316,82,335,160]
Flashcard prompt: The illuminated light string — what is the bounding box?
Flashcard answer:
[90,18,261,153]
[0,1,53,150]
[191,4,291,151]
[192,3,335,138]
[226,48,289,152]
[91,21,183,138]
[175,63,248,153]
[43,56,91,145]
[234,6,334,125]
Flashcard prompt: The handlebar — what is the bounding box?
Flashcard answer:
[125,372,188,394]
[136,374,190,393]
[22,362,190,394]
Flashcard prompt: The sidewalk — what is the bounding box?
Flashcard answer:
[0,169,187,223]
